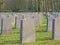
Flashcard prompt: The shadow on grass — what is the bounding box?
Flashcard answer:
[36,25,46,32]
[36,30,46,32]
[13,32,20,34]
[36,37,52,41]
[2,40,20,44]
[36,28,46,32]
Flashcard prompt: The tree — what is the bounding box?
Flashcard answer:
[0,0,3,11]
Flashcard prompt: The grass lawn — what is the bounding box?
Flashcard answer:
[0,17,60,45]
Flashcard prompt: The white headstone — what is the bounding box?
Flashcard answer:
[21,15,35,43]
[54,15,60,40]
[48,13,54,32]
[1,13,12,34]
[48,18,52,32]
[16,13,23,28]
[0,15,1,33]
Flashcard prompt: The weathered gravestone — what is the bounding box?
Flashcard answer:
[14,13,23,28]
[13,13,18,29]
[1,13,12,34]
[11,13,15,26]
[48,13,53,32]
[54,15,60,40]
[43,12,53,32]
[48,18,53,32]
[32,13,40,27]
[0,15,1,34]
[20,15,35,43]
[49,12,59,40]
[29,12,40,28]
[39,13,44,25]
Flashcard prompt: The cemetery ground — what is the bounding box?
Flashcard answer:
[0,17,60,45]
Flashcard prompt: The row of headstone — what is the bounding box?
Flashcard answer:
[0,12,42,33]
[0,12,42,43]
[14,12,43,28]
[46,12,60,40]
[0,12,44,43]
[1,12,60,42]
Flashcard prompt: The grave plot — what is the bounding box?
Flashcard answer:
[20,15,35,43]
[1,13,12,34]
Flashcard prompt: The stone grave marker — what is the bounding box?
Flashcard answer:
[0,15,1,34]
[20,15,35,43]
[34,13,40,27]
[1,13,12,34]
[30,12,40,27]
[48,18,53,32]
[47,13,53,32]
[38,13,44,25]
[11,13,15,26]
[15,13,23,28]
[54,15,60,40]
[50,12,59,40]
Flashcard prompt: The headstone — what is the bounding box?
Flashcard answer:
[31,13,40,27]
[48,18,52,32]
[34,13,40,27]
[1,13,12,34]
[50,12,59,40]
[48,13,53,32]
[0,15,1,34]
[11,13,15,25]
[15,12,44,28]
[15,13,23,28]
[39,13,44,25]
[54,15,60,40]
[20,15,35,43]
[45,12,54,32]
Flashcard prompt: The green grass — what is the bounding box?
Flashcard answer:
[0,17,60,45]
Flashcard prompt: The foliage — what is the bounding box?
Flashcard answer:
[0,0,60,12]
